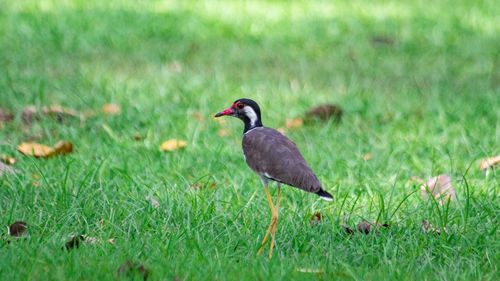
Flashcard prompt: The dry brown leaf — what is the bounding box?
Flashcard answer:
[42,105,81,122]
[344,227,355,234]
[102,104,121,115]
[277,127,285,134]
[286,117,303,129]
[54,141,73,156]
[117,260,150,281]
[21,106,40,125]
[64,234,116,250]
[17,142,55,158]
[306,104,343,123]
[42,105,77,116]
[480,155,500,170]
[85,236,98,244]
[357,221,371,234]
[370,35,395,46]
[218,129,231,136]
[310,212,322,225]
[0,108,14,122]
[422,220,448,235]
[9,221,28,238]
[1,154,16,165]
[342,215,355,235]
[363,153,372,160]
[159,139,187,151]
[420,174,455,204]
[18,141,73,158]
[64,235,84,250]
[133,135,143,141]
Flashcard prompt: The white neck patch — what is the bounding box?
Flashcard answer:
[244,106,258,127]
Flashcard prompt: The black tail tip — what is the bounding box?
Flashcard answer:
[316,189,333,202]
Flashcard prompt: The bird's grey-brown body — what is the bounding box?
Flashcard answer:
[215,98,332,258]
[242,127,322,194]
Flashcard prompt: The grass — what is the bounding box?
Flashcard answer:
[0,0,499,280]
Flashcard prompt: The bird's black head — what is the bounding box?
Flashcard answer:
[214,98,263,133]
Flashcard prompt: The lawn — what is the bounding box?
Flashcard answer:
[0,0,499,280]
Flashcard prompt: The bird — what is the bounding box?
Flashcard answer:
[214,98,332,258]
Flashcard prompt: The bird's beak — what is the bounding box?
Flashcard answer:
[214,107,234,118]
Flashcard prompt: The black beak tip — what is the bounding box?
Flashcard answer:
[214,112,223,118]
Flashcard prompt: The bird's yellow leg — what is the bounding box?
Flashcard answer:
[268,185,281,259]
[257,185,276,255]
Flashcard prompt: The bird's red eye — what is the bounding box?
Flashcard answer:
[237,103,245,109]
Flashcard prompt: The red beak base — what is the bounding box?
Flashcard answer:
[214,107,233,117]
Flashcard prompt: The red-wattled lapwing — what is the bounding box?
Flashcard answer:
[215,98,332,258]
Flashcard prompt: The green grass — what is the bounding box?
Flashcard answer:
[1,0,499,280]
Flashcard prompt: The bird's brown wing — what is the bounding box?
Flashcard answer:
[242,127,322,194]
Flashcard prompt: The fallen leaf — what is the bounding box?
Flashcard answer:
[357,221,371,234]
[1,154,16,165]
[310,212,322,225]
[363,153,372,160]
[85,236,98,244]
[480,155,500,170]
[342,215,355,235]
[64,235,84,250]
[53,141,73,156]
[102,104,121,115]
[145,196,159,208]
[21,106,40,125]
[286,117,303,129]
[370,35,395,46]
[17,141,73,158]
[17,142,55,158]
[277,127,285,134]
[159,139,187,151]
[420,174,455,204]
[0,162,19,177]
[117,260,150,281]
[42,105,81,122]
[9,221,28,238]
[0,108,14,122]
[218,129,231,136]
[422,220,448,235]
[306,104,343,123]
[133,135,143,141]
